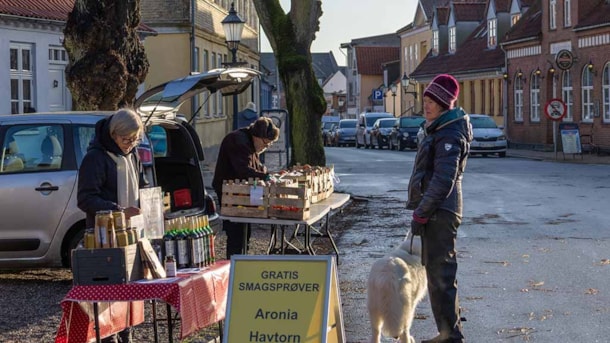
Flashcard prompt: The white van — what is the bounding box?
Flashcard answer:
[355,112,394,149]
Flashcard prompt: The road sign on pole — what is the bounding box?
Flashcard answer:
[544,98,567,121]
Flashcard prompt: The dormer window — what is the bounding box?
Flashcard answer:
[449,26,456,53]
[511,13,520,26]
[488,18,497,48]
[432,30,439,55]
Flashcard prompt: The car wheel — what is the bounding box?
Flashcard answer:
[398,140,404,151]
[388,141,393,150]
[499,152,506,158]
[61,225,86,267]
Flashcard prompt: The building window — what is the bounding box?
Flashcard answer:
[603,63,610,123]
[488,18,497,48]
[530,73,541,122]
[561,70,574,121]
[10,43,34,114]
[449,26,456,53]
[514,75,523,122]
[582,67,594,122]
[432,30,439,55]
[563,0,571,27]
[217,53,224,117]
[549,0,557,30]
[48,46,68,64]
[511,14,520,26]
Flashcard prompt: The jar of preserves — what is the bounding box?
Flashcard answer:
[95,210,113,248]
[84,228,96,249]
[116,229,129,247]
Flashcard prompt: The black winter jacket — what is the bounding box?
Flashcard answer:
[212,128,268,202]
[77,117,145,229]
[406,107,472,219]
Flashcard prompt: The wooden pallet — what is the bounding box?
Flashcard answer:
[220,179,268,218]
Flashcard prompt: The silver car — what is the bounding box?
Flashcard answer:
[0,67,260,268]
[469,114,507,157]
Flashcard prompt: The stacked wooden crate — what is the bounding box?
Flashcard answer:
[281,165,334,203]
[220,179,269,218]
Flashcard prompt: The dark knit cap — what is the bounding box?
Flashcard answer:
[423,74,460,109]
[249,117,280,141]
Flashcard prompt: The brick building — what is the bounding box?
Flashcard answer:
[502,0,610,152]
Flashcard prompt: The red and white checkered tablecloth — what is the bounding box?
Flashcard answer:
[55,260,230,342]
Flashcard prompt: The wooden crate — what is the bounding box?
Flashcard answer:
[268,184,312,220]
[220,179,268,218]
[71,245,143,285]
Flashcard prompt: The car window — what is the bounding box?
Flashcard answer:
[399,117,425,128]
[339,120,356,128]
[379,119,397,128]
[1,124,64,173]
[471,116,498,129]
[148,125,168,157]
[365,115,391,126]
[73,125,96,168]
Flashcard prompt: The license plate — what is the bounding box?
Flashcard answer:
[480,142,494,148]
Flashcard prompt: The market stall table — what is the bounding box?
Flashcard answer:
[55,260,230,343]
[220,193,350,261]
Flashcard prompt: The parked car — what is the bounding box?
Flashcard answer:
[0,67,260,268]
[322,120,339,146]
[469,114,507,157]
[355,112,394,149]
[333,119,357,147]
[390,115,425,150]
[324,123,338,146]
[370,118,398,149]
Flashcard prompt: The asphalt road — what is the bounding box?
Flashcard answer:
[326,146,610,343]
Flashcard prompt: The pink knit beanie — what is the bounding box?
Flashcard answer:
[423,74,460,109]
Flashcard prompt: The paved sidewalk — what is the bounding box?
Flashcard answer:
[507,148,610,164]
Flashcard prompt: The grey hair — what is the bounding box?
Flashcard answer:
[109,108,143,137]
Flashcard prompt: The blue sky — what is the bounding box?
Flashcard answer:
[260,0,418,66]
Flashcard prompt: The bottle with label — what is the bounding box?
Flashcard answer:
[165,255,177,277]
[163,228,176,261]
[95,210,113,248]
[204,215,215,264]
[84,228,95,249]
[175,228,189,269]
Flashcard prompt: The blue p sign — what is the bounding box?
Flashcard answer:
[373,89,383,101]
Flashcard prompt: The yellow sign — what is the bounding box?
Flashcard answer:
[224,255,344,343]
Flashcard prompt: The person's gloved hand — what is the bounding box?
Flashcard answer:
[411,213,428,236]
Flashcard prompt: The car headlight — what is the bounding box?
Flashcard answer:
[402,132,409,138]
[498,135,506,141]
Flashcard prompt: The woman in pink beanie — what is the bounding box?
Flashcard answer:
[406,74,473,343]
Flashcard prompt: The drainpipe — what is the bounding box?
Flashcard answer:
[500,43,509,143]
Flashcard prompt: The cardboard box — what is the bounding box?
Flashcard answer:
[71,245,143,285]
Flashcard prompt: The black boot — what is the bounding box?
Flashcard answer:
[422,334,464,343]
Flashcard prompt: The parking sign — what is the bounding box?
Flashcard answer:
[372,89,383,101]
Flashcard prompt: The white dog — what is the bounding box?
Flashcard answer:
[367,237,427,343]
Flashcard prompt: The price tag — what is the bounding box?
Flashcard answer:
[249,186,264,206]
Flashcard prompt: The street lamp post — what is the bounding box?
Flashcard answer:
[401,72,418,99]
[390,84,397,116]
[222,2,245,131]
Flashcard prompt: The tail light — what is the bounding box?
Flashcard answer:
[137,146,153,165]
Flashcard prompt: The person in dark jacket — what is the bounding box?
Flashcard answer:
[77,108,146,343]
[213,117,280,259]
[406,74,472,343]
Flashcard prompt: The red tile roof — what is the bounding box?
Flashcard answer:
[436,7,450,26]
[410,20,504,80]
[0,0,156,33]
[493,0,512,13]
[502,0,542,44]
[574,1,610,31]
[453,2,486,22]
[356,46,399,75]
[0,0,74,21]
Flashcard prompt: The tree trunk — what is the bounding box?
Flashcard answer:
[253,0,326,166]
[63,0,149,111]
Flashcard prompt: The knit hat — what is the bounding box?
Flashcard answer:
[249,117,280,141]
[423,74,460,109]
